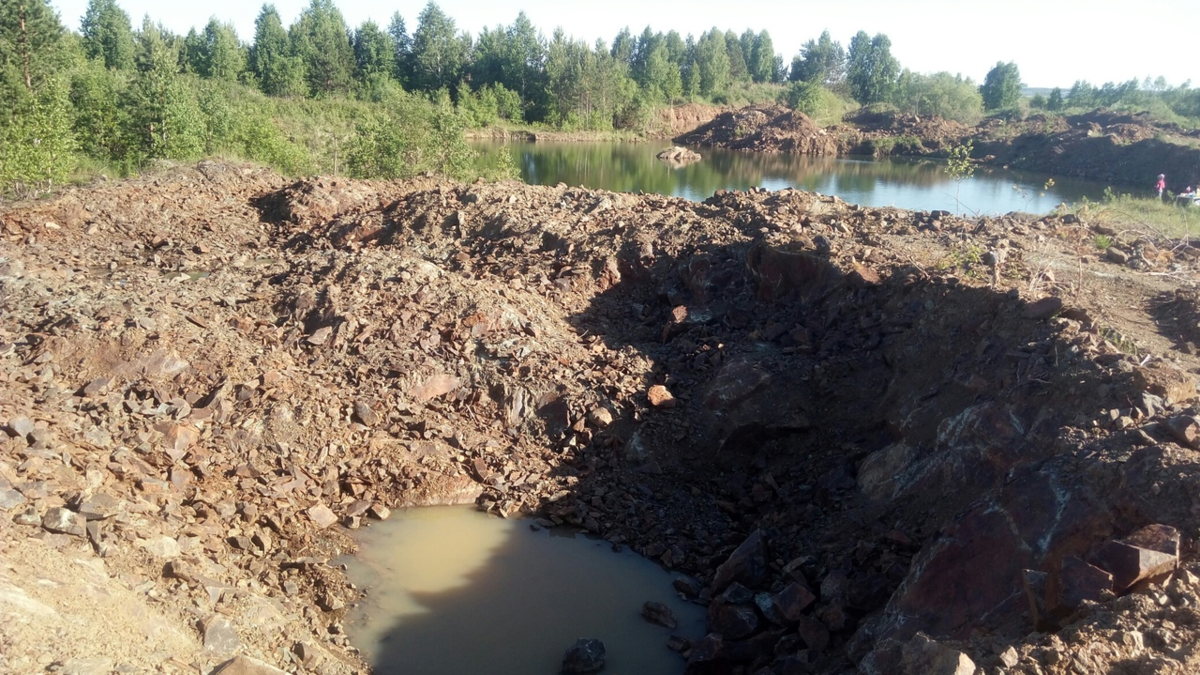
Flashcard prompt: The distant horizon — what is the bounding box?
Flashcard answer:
[48,0,1189,91]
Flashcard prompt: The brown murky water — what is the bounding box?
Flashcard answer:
[341,506,705,675]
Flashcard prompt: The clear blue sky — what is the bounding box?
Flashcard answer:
[49,0,1190,89]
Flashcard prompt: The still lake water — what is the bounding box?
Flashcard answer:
[475,141,1105,214]
[342,506,705,675]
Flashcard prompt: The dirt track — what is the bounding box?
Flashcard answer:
[5,162,1200,674]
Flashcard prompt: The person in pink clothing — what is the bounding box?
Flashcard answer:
[1156,173,1166,200]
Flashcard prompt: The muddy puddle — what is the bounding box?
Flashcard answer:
[341,506,705,675]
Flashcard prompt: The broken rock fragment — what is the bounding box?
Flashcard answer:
[647,385,676,409]
[306,504,338,529]
[1093,524,1180,593]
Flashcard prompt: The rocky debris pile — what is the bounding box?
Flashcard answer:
[677,104,1200,188]
[676,106,840,155]
[656,146,703,166]
[4,161,1200,675]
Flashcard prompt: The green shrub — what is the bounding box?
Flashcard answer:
[0,76,76,197]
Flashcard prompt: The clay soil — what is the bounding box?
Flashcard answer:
[6,162,1200,675]
[678,105,1200,190]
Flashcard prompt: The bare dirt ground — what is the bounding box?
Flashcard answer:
[5,161,1200,675]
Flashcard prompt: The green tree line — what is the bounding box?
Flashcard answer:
[4,0,1199,196]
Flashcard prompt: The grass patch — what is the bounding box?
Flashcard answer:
[1059,189,1200,240]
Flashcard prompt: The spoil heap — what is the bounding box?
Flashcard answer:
[676,106,840,155]
[4,161,1200,675]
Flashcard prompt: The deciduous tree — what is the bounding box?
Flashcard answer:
[411,2,466,91]
[980,61,1021,111]
[846,31,898,104]
[790,30,844,87]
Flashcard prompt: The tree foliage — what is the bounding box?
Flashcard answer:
[352,20,394,83]
[893,70,982,123]
[81,0,135,70]
[290,0,354,96]
[790,30,845,88]
[411,2,467,92]
[250,5,305,96]
[980,61,1021,111]
[199,19,245,82]
[846,31,899,105]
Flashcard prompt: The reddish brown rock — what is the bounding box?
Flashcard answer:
[796,614,830,653]
[1132,363,1197,404]
[411,373,461,402]
[647,384,676,408]
[306,504,338,529]
[848,263,881,287]
[1046,556,1114,617]
[1022,296,1064,320]
[1092,527,1180,593]
[1164,414,1200,449]
[876,463,1111,641]
[900,633,976,675]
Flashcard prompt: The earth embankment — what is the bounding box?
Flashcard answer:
[677,105,1200,190]
[4,162,1200,674]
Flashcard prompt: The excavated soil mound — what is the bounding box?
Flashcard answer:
[677,104,1200,188]
[676,106,840,155]
[6,162,1200,675]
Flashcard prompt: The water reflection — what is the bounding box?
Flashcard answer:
[475,141,1104,214]
[342,506,704,675]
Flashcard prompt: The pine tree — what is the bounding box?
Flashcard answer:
[290,0,355,96]
[386,12,411,85]
[352,20,394,82]
[749,30,774,84]
[250,5,305,96]
[0,0,66,95]
[127,18,203,160]
[81,0,135,70]
[201,19,245,82]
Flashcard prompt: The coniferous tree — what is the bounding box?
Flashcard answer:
[695,29,729,97]
[0,1,73,194]
[250,5,305,96]
[749,30,774,84]
[504,12,544,116]
[610,27,634,65]
[128,18,204,159]
[352,20,395,83]
[724,30,747,82]
[201,19,244,82]
[81,0,135,70]
[386,13,411,84]
[663,31,686,67]
[181,28,205,74]
[290,0,355,96]
[0,0,67,95]
[1046,87,1064,111]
